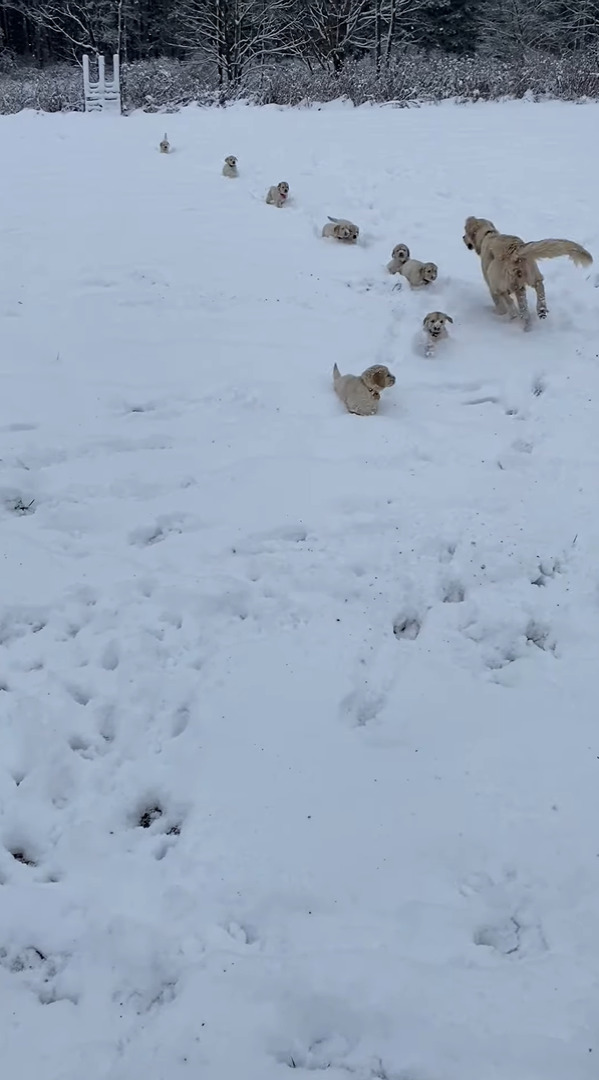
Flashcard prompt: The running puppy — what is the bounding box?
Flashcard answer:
[463,215,593,330]
[389,244,438,287]
[159,133,170,154]
[222,155,238,178]
[387,243,410,274]
[266,182,289,207]
[332,363,395,416]
[422,311,453,357]
[322,217,360,243]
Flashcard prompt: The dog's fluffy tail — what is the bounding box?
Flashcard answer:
[519,238,593,267]
[333,363,341,384]
[328,216,340,224]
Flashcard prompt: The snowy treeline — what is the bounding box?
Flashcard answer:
[0,0,599,109]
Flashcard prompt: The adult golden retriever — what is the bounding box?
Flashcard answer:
[463,216,592,330]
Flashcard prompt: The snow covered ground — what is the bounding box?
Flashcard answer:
[1,99,599,1080]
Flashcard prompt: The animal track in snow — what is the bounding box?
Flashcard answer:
[474,918,520,955]
[525,619,556,654]
[135,801,183,838]
[441,579,465,603]
[462,869,548,960]
[530,556,564,587]
[9,847,37,867]
[0,945,77,1005]
[340,688,386,728]
[392,613,422,641]
[474,914,548,959]
[128,512,197,547]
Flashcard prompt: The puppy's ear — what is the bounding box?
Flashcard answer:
[371,368,386,389]
[442,313,453,323]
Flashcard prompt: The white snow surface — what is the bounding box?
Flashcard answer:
[1,100,599,1080]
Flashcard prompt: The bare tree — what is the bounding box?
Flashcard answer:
[560,0,599,50]
[168,0,292,86]
[2,0,126,57]
[478,0,565,58]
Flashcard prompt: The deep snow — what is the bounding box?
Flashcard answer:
[1,100,599,1080]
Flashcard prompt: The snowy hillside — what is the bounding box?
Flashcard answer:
[1,100,599,1080]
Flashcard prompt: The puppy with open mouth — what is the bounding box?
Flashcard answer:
[388,243,438,287]
[266,181,290,207]
[422,311,453,357]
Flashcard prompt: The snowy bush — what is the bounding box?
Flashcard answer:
[0,51,598,114]
[0,63,82,113]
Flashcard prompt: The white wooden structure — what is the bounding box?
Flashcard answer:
[82,54,121,114]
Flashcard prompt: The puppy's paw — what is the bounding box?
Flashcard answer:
[537,307,548,319]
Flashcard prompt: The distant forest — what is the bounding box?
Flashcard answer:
[1,1,599,76]
[1,1,598,110]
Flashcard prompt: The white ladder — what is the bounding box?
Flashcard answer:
[83,54,121,114]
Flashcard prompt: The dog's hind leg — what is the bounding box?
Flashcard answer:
[491,290,508,314]
[515,287,532,330]
[534,277,548,319]
[500,292,519,320]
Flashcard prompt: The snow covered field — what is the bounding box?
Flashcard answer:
[1,99,599,1080]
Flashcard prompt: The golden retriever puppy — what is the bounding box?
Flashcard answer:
[463,215,593,330]
[389,244,437,287]
[387,243,410,274]
[159,133,170,154]
[266,182,289,207]
[322,217,360,243]
[401,259,438,288]
[222,155,238,178]
[422,311,453,357]
[332,363,395,416]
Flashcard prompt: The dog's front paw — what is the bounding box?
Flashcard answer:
[538,308,548,319]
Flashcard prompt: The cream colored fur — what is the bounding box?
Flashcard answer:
[222,155,238,178]
[266,182,289,207]
[387,243,410,274]
[322,217,360,243]
[400,258,438,288]
[332,363,395,416]
[159,133,170,154]
[388,244,437,287]
[422,311,453,357]
[463,215,593,330]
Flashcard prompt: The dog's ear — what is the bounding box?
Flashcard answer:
[442,313,453,323]
[371,368,386,389]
